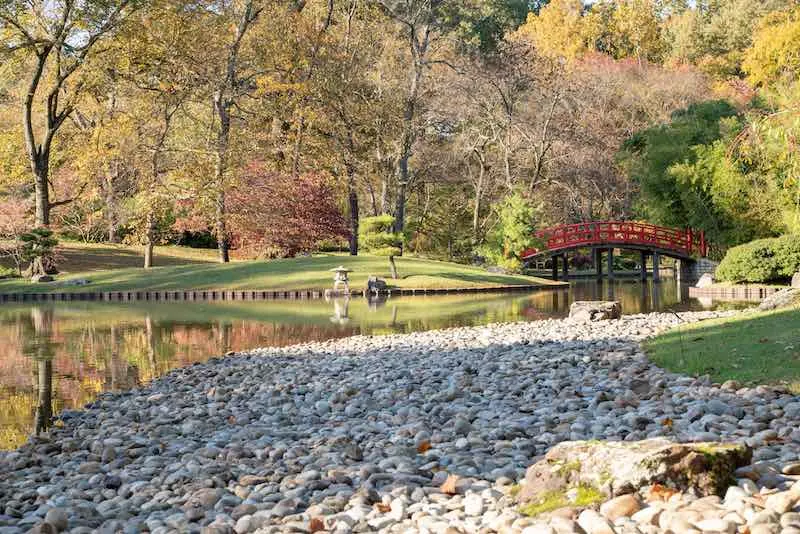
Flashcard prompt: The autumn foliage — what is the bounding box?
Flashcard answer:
[227,164,349,258]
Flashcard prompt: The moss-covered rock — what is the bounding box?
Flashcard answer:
[518,439,752,511]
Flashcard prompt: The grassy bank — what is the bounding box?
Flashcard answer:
[645,306,800,391]
[0,248,561,293]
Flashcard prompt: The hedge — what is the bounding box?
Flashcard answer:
[716,235,800,283]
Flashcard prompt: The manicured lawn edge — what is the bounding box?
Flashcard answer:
[644,306,800,392]
[0,254,564,294]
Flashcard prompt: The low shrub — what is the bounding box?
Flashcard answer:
[716,235,800,283]
[773,234,800,278]
[0,265,18,279]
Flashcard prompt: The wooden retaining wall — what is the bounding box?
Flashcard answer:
[0,284,562,303]
[688,285,784,302]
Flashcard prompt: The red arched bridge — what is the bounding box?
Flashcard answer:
[520,221,708,281]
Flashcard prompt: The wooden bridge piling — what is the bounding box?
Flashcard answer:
[653,252,661,283]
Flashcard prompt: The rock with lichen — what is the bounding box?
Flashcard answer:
[568,301,622,321]
[518,438,752,514]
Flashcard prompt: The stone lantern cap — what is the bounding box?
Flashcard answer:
[330,266,353,273]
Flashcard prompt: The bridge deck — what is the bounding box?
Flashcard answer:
[521,221,707,261]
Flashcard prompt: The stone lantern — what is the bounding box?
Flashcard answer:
[330,266,353,295]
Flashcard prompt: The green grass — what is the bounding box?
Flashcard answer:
[645,306,800,391]
[0,250,561,293]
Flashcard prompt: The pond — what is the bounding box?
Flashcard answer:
[0,280,745,449]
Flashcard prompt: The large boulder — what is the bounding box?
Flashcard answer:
[792,271,800,288]
[568,301,621,322]
[519,439,752,512]
[694,272,715,288]
[30,274,54,283]
[759,288,800,311]
[365,276,388,294]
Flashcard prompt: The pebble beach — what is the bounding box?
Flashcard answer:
[2,310,800,534]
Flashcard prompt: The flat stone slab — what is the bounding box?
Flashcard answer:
[569,301,622,321]
[519,438,752,507]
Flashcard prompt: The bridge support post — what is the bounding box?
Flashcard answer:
[640,251,648,281]
[653,252,661,283]
[551,256,559,281]
[594,248,603,279]
[607,248,615,279]
[562,253,569,280]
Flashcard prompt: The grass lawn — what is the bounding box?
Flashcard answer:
[0,245,561,293]
[645,305,800,391]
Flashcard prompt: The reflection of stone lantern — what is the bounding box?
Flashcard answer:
[330,298,350,324]
[330,266,352,295]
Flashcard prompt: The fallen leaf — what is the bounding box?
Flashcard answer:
[309,517,325,532]
[417,441,431,453]
[227,416,236,425]
[647,483,678,502]
[375,503,391,513]
[759,338,769,343]
[662,418,673,428]
[440,474,459,495]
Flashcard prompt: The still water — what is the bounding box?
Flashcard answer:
[0,280,744,449]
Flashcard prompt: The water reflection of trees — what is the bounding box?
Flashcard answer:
[0,284,689,449]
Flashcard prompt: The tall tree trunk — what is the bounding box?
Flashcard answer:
[393,21,430,235]
[144,211,155,269]
[209,1,261,264]
[213,90,232,264]
[291,114,305,179]
[105,168,119,243]
[347,168,359,256]
[388,255,398,279]
[394,181,406,248]
[215,187,230,263]
[24,52,51,227]
[473,162,484,243]
[34,165,50,227]
[380,179,388,214]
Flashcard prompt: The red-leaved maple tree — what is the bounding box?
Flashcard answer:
[226,163,349,258]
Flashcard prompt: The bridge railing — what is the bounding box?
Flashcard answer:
[522,221,707,258]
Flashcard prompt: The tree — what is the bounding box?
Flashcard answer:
[514,0,591,60]
[359,214,403,279]
[20,227,58,277]
[0,198,31,274]
[227,164,349,258]
[619,100,749,251]
[102,0,199,268]
[664,0,794,79]
[742,7,800,87]
[375,0,456,238]
[478,191,540,271]
[310,0,393,256]
[0,0,139,226]
[207,1,263,264]
[604,0,666,64]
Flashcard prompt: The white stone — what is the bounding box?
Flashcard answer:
[578,509,617,534]
[463,493,484,516]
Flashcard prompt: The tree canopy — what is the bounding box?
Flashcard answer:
[1,0,798,270]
